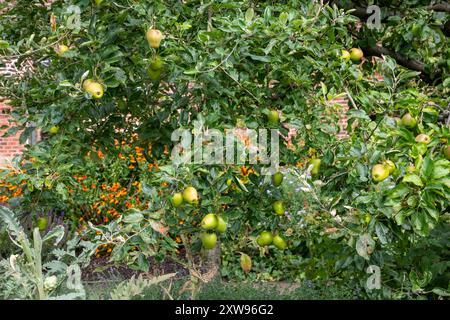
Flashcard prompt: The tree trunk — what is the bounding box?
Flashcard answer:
[202,239,221,282]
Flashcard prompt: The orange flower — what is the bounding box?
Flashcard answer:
[128,165,135,169]
[175,236,182,244]
[240,166,255,177]
[12,188,23,197]
[97,150,105,159]
[91,183,96,189]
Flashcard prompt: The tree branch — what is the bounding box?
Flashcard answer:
[363,46,425,73]
[362,45,441,83]
[429,2,450,13]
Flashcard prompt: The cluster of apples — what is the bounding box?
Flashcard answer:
[171,186,226,250]
[341,48,364,63]
[171,186,199,207]
[145,28,164,80]
[371,159,396,182]
[199,213,228,250]
[402,112,449,159]
[261,172,287,250]
[256,231,287,250]
[371,110,450,181]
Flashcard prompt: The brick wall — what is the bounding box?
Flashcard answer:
[0,103,26,165]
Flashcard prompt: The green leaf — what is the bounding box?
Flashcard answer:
[123,213,144,224]
[42,225,65,246]
[245,8,254,22]
[279,12,289,25]
[375,223,389,245]
[403,174,423,187]
[247,54,270,62]
[432,163,449,179]
[421,156,433,179]
[432,288,450,297]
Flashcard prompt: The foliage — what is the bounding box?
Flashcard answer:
[0,205,94,299]
[0,0,449,299]
[109,272,176,300]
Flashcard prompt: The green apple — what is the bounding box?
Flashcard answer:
[272,172,284,187]
[182,186,198,204]
[56,44,69,56]
[267,110,280,125]
[200,213,218,230]
[215,216,227,233]
[309,158,321,176]
[272,200,285,215]
[171,192,183,207]
[149,56,164,71]
[272,235,287,250]
[49,126,59,134]
[443,145,450,160]
[383,160,396,174]
[37,217,48,231]
[256,231,273,247]
[201,232,217,249]
[147,67,162,81]
[341,50,350,62]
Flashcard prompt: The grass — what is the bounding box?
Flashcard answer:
[85,276,363,300]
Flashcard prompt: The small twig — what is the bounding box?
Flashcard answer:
[219,66,259,101]
[345,88,358,110]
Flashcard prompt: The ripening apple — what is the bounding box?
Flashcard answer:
[341,50,350,62]
[256,231,273,247]
[201,213,218,230]
[371,164,389,182]
[415,134,431,144]
[83,79,104,99]
[401,113,417,128]
[146,28,163,48]
[350,48,364,62]
[383,160,396,174]
[182,186,198,204]
[56,44,69,56]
